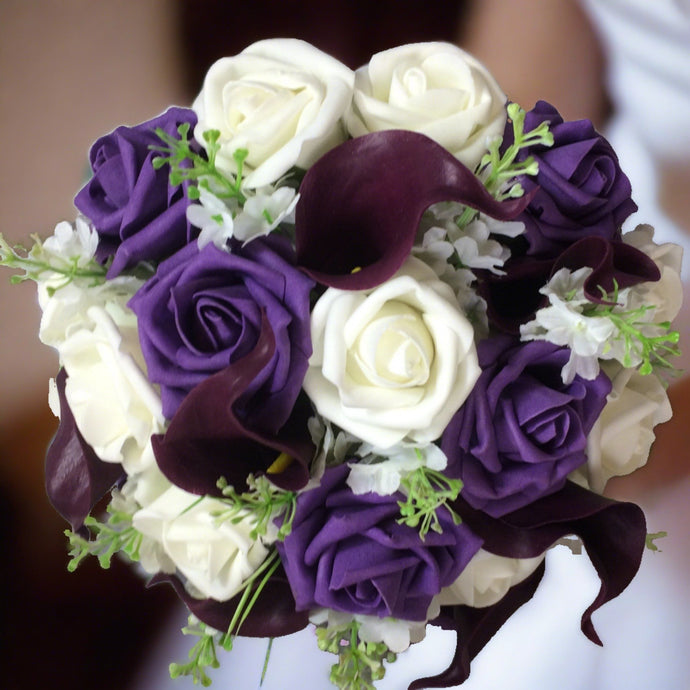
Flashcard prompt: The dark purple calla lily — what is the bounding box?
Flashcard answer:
[554,236,660,304]
[295,130,533,291]
[478,237,661,333]
[149,570,309,638]
[45,369,123,530]
[451,481,647,646]
[152,315,313,496]
[409,563,546,690]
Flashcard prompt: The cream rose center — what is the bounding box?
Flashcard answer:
[348,301,434,390]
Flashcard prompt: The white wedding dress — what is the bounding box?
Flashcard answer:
[135,2,690,688]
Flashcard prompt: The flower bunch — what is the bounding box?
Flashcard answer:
[1,40,681,689]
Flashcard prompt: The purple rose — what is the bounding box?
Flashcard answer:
[277,465,482,621]
[74,107,199,277]
[441,337,611,517]
[511,101,637,257]
[129,236,313,431]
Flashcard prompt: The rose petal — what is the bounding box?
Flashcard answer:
[152,314,313,495]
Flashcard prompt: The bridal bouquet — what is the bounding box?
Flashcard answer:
[1,40,681,689]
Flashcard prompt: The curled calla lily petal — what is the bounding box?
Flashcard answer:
[408,562,545,690]
[450,481,647,646]
[45,369,124,530]
[554,236,660,304]
[152,314,313,495]
[478,236,661,333]
[295,130,532,290]
[149,570,309,637]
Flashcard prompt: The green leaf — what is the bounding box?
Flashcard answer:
[396,467,463,539]
[64,505,143,571]
[316,621,396,690]
[151,126,247,204]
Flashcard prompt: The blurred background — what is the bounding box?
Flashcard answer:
[1,1,688,689]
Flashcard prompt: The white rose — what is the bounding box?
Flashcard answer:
[192,39,355,189]
[346,42,506,170]
[56,304,165,476]
[133,485,269,602]
[303,257,480,448]
[574,363,672,493]
[38,275,142,349]
[623,224,684,324]
[436,549,544,608]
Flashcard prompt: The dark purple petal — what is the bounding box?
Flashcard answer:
[149,570,309,637]
[442,338,611,517]
[451,482,647,645]
[152,315,313,495]
[477,257,554,334]
[295,130,532,290]
[478,237,660,333]
[507,101,637,258]
[130,237,313,430]
[45,370,123,530]
[408,562,546,689]
[554,236,660,304]
[277,465,482,621]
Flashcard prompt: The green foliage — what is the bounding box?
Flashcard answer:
[214,473,297,541]
[151,124,248,204]
[169,618,221,687]
[480,102,554,199]
[646,531,668,552]
[455,103,553,229]
[397,466,463,540]
[316,621,396,690]
[64,506,142,571]
[585,283,681,375]
[0,233,107,294]
[169,551,282,687]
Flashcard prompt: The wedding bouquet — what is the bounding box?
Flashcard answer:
[1,40,681,689]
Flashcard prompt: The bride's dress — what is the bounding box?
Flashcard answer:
[135,3,690,688]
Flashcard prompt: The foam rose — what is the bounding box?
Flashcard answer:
[511,101,637,258]
[573,363,672,493]
[303,257,480,448]
[346,42,506,170]
[129,236,313,429]
[192,39,355,189]
[435,548,544,608]
[277,465,482,621]
[56,303,165,476]
[442,336,611,517]
[74,107,199,277]
[133,484,269,601]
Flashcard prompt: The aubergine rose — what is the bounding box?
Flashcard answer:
[511,101,637,257]
[277,465,482,621]
[74,107,200,277]
[128,235,313,431]
[441,336,611,517]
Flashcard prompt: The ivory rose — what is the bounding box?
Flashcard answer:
[133,484,269,601]
[56,303,165,476]
[192,39,355,189]
[575,363,672,493]
[346,42,506,170]
[623,224,684,324]
[436,549,544,608]
[303,257,480,448]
